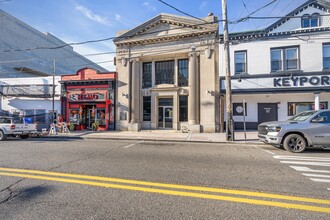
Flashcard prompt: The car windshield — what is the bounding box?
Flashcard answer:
[289,111,317,121]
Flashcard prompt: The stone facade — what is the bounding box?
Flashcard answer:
[114,13,220,133]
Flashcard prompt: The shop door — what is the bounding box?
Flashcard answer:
[158,107,173,129]
[88,109,96,129]
[258,103,278,125]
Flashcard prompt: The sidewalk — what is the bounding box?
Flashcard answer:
[48,130,261,144]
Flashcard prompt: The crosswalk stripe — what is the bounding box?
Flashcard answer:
[303,173,330,178]
[280,161,330,166]
[274,155,330,162]
[290,166,330,173]
[310,178,330,183]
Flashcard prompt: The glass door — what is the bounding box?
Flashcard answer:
[164,107,173,128]
[88,109,96,129]
[158,107,173,129]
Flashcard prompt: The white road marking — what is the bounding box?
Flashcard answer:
[290,166,330,173]
[123,141,144,149]
[252,145,276,155]
[274,155,330,162]
[280,161,330,166]
[303,173,330,178]
[310,178,330,183]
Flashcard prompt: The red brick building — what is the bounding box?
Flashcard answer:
[60,68,116,131]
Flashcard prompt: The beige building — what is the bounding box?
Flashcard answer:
[114,13,220,133]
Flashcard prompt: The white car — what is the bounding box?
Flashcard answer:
[0,116,37,141]
[258,110,330,153]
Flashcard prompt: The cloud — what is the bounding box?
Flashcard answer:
[143,2,156,11]
[114,14,135,27]
[76,5,110,26]
[199,1,210,15]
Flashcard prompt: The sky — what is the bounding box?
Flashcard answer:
[0,0,312,71]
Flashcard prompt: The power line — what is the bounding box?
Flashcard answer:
[1,20,219,53]
[156,0,206,22]
[230,0,278,24]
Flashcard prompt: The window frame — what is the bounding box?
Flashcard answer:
[155,60,175,85]
[142,62,152,89]
[234,51,247,75]
[143,96,151,121]
[270,46,299,72]
[301,13,320,28]
[178,59,189,86]
[323,43,330,70]
[287,102,328,116]
[179,96,188,122]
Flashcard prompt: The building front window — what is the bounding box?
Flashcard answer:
[178,59,188,86]
[143,96,151,121]
[142,62,152,88]
[155,60,174,85]
[301,13,320,28]
[234,51,247,74]
[271,47,299,72]
[323,44,330,69]
[179,96,188,122]
[288,102,328,116]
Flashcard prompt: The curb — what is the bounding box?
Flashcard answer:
[38,135,264,145]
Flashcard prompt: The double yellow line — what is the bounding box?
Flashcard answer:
[0,167,329,213]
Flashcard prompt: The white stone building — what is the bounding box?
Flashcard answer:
[114,13,220,133]
[220,0,330,130]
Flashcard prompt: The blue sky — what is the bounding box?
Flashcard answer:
[1,0,309,71]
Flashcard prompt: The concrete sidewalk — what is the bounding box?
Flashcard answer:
[49,130,261,144]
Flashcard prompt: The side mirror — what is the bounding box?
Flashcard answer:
[311,116,326,123]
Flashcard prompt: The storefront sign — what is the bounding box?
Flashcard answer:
[274,76,330,87]
[69,93,105,101]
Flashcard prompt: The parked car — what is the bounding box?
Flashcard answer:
[258,110,330,153]
[0,116,37,141]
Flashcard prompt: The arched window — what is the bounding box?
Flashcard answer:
[310,13,320,27]
[301,14,311,28]
[301,13,320,28]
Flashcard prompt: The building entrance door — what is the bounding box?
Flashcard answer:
[158,106,173,129]
[258,103,278,125]
[88,108,96,129]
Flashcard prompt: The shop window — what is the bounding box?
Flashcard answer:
[323,44,330,70]
[142,62,152,88]
[179,96,188,122]
[288,102,328,116]
[96,109,106,126]
[234,51,247,75]
[178,59,188,86]
[271,47,299,72]
[301,13,320,28]
[35,109,46,123]
[69,109,79,123]
[155,60,174,85]
[143,96,151,121]
[24,109,35,123]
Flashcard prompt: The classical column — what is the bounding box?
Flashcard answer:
[131,58,140,124]
[188,47,199,125]
[314,92,320,110]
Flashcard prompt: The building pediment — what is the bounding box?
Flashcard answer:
[266,0,330,34]
[114,13,218,46]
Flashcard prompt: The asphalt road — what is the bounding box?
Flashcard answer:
[0,138,329,219]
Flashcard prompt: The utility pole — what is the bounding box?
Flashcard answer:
[52,59,55,124]
[222,0,234,141]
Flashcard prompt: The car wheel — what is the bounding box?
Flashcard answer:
[0,130,7,141]
[20,134,29,139]
[283,134,307,153]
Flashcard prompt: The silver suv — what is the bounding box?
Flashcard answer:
[258,110,330,153]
